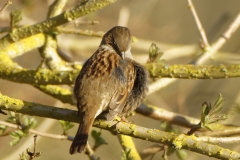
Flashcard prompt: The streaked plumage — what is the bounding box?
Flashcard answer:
[70,26,148,154]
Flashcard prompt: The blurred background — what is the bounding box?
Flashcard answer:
[1,0,240,159]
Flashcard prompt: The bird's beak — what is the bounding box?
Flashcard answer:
[124,47,133,59]
[121,51,125,60]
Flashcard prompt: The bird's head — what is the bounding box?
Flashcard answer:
[101,26,132,59]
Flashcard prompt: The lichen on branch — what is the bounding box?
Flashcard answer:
[0,0,116,49]
[0,93,240,159]
[146,63,240,79]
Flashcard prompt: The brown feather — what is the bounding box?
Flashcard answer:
[70,26,148,154]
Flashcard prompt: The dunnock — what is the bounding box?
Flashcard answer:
[70,26,148,154]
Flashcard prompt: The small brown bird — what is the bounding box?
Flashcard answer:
[70,26,148,154]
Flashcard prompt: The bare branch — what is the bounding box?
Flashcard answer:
[75,20,99,25]
[0,0,12,15]
[0,120,73,140]
[0,0,116,49]
[188,0,209,48]
[1,93,240,159]
[195,12,240,64]
[55,28,104,37]
[137,104,199,128]
[197,136,240,144]
[145,63,240,79]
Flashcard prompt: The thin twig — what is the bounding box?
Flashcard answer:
[85,142,99,160]
[33,135,37,155]
[139,144,164,159]
[0,120,73,140]
[27,135,42,160]
[0,0,12,15]
[118,6,130,26]
[75,20,99,25]
[197,136,240,144]
[0,0,116,49]
[136,104,199,128]
[200,127,240,137]
[195,12,240,64]
[149,8,240,94]
[188,0,209,49]
[162,145,168,160]
[55,28,104,37]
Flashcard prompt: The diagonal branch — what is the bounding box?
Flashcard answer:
[194,12,240,64]
[118,134,141,160]
[0,0,12,15]
[39,0,71,70]
[0,0,116,49]
[188,0,209,48]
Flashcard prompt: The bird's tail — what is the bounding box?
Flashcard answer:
[69,117,94,154]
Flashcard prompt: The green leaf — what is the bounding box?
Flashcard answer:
[209,94,224,116]
[23,116,29,126]
[6,112,21,124]
[10,10,22,27]
[148,43,164,63]
[19,152,28,160]
[23,116,37,130]
[28,117,37,129]
[201,123,213,131]
[0,124,7,134]
[176,150,187,160]
[200,94,228,131]
[91,130,107,150]
[14,130,26,137]
[10,136,20,146]
[9,130,27,146]
[59,120,74,134]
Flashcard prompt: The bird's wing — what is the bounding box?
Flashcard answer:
[107,59,136,121]
[122,60,149,116]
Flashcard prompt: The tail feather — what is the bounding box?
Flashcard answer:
[69,118,94,154]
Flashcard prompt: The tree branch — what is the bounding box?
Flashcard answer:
[3,62,240,87]
[0,0,116,49]
[0,120,73,140]
[136,104,199,128]
[55,28,104,37]
[197,136,240,144]
[33,85,73,104]
[0,93,240,159]
[0,63,79,85]
[0,0,12,15]
[118,134,141,160]
[194,12,240,64]
[39,0,71,70]
[146,63,240,79]
[188,0,209,49]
